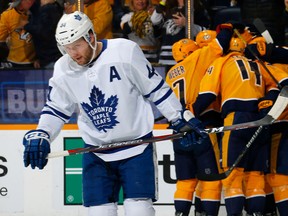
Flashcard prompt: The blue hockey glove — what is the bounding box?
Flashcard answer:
[169,110,207,150]
[258,90,279,118]
[23,129,51,170]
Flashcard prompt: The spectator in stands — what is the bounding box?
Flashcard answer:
[0,0,36,68]
[120,0,161,63]
[23,0,63,69]
[151,0,210,67]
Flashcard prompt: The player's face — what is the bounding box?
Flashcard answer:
[64,38,94,66]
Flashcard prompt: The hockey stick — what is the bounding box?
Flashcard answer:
[253,18,274,44]
[233,29,282,89]
[47,113,287,159]
[47,132,186,158]
[197,86,288,181]
[47,117,287,159]
[204,118,286,134]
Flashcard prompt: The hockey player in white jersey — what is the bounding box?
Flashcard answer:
[22,11,207,216]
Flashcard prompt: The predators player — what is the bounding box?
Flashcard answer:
[167,39,202,216]
[166,39,221,216]
[165,24,241,216]
[193,35,280,216]
[260,63,288,216]
[242,27,288,215]
[21,11,208,216]
[243,30,288,215]
[239,27,288,215]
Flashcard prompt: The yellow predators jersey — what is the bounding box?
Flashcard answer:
[199,52,267,116]
[260,63,288,92]
[0,8,35,64]
[273,63,288,73]
[166,39,223,114]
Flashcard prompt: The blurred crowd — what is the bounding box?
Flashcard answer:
[0,0,288,70]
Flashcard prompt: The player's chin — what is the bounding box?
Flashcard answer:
[74,59,87,66]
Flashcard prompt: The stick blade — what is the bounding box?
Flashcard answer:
[268,86,288,119]
[253,18,274,44]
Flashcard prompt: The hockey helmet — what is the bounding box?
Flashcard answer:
[240,28,254,44]
[55,11,96,54]
[195,30,217,48]
[229,36,246,52]
[172,38,199,62]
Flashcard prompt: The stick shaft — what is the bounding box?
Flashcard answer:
[47,132,185,158]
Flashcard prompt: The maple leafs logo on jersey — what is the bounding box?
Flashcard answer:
[81,86,119,132]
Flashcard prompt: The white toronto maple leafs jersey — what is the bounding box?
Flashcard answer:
[37,38,183,161]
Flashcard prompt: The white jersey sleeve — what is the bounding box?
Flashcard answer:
[37,38,182,161]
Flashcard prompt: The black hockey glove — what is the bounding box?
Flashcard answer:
[23,129,51,170]
[216,22,245,34]
[169,110,207,150]
[230,21,246,33]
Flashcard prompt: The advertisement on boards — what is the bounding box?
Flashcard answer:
[62,132,176,206]
[0,131,25,212]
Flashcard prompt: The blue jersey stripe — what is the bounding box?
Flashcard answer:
[154,88,173,106]
[43,105,71,121]
[144,79,165,99]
